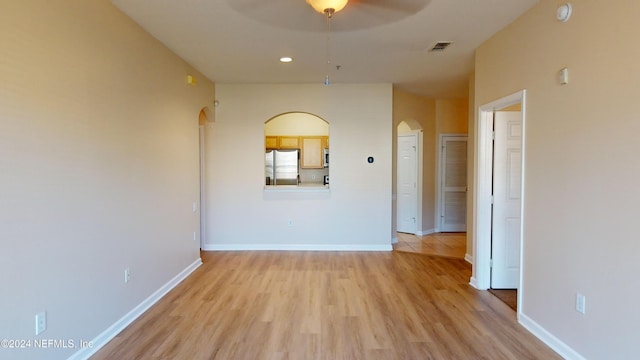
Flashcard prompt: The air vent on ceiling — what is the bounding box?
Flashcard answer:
[429,41,452,52]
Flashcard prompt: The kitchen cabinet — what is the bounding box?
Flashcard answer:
[265,136,300,149]
[266,135,327,168]
[322,136,329,149]
[279,136,300,149]
[301,136,324,168]
[265,136,278,149]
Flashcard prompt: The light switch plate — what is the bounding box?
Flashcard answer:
[560,67,569,85]
[576,293,586,314]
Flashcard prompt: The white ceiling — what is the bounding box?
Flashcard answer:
[111,0,538,98]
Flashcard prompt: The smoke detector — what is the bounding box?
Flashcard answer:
[557,3,572,22]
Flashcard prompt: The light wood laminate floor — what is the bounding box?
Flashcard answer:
[395,233,519,311]
[394,232,466,259]
[92,250,559,359]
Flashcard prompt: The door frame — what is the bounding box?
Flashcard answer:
[199,124,206,249]
[471,90,526,316]
[436,134,468,232]
[396,130,423,236]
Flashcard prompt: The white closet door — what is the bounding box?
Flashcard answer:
[491,111,522,289]
[397,134,418,234]
[440,136,467,232]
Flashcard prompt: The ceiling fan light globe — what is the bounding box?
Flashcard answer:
[306,0,349,15]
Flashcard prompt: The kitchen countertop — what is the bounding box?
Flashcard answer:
[264,183,329,192]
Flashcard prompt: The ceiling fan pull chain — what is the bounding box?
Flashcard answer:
[324,10,332,85]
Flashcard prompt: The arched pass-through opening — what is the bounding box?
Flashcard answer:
[264,112,329,188]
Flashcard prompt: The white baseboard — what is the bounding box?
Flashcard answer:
[464,253,473,264]
[201,244,393,251]
[416,228,436,236]
[469,276,479,289]
[68,258,203,360]
[519,313,586,360]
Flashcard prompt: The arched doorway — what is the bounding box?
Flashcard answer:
[396,120,423,235]
[199,107,213,249]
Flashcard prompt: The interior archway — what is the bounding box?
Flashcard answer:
[398,119,421,131]
[199,107,213,125]
[198,106,213,248]
[396,120,424,237]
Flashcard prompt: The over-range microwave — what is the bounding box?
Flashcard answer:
[323,148,329,168]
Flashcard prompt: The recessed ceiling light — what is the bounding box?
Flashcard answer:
[280,57,293,63]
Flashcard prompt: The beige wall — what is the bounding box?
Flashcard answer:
[205,84,392,249]
[0,1,213,359]
[436,99,469,134]
[466,72,476,259]
[474,1,640,358]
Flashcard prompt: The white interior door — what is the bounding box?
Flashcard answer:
[397,134,418,234]
[440,136,467,232]
[491,111,523,289]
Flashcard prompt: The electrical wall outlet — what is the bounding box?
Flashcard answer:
[576,293,586,314]
[35,312,46,335]
[124,268,131,283]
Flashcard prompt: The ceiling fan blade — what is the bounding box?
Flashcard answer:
[350,0,429,14]
[327,0,429,30]
[228,0,327,32]
[230,0,282,13]
[227,0,430,32]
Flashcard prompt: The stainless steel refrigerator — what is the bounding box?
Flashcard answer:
[265,149,299,185]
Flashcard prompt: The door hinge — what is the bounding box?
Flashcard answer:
[491,195,494,204]
[489,259,493,267]
[492,131,495,141]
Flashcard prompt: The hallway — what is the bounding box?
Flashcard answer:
[393,232,466,259]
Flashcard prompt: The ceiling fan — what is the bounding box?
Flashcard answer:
[229,0,430,32]
[305,0,349,18]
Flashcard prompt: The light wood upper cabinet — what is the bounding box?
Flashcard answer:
[301,137,324,168]
[265,136,301,149]
[322,136,329,149]
[265,136,278,149]
[278,136,300,149]
[266,135,327,169]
